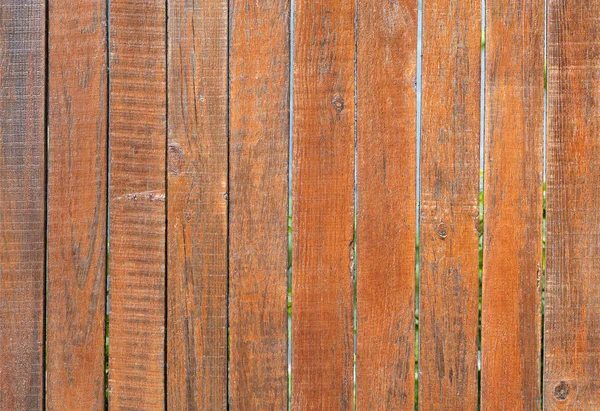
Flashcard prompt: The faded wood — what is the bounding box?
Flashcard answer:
[166,0,228,408]
[108,0,166,408]
[419,0,481,409]
[544,1,600,409]
[356,1,417,409]
[481,1,544,410]
[229,0,290,409]
[292,0,355,408]
[0,1,46,409]
[46,0,108,409]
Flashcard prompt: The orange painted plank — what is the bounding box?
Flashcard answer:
[229,0,290,408]
[480,1,544,409]
[0,1,45,409]
[166,0,228,408]
[292,0,355,408]
[356,1,417,409]
[419,0,481,409]
[46,0,108,408]
[544,1,600,408]
[108,0,166,408]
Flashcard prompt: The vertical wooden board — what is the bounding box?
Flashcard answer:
[166,0,228,408]
[292,0,355,409]
[545,1,600,409]
[0,1,45,409]
[46,0,108,409]
[229,0,289,409]
[419,0,480,409]
[356,1,417,409]
[109,0,166,408]
[481,1,544,410]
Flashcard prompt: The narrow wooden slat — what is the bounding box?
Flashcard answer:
[419,0,480,408]
[166,0,228,408]
[292,0,355,408]
[0,1,45,409]
[109,0,166,408]
[46,0,108,409]
[544,1,600,408]
[356,1,417,409]
[481,1,544,409]
[229,0,289,408]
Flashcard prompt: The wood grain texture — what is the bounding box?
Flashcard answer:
[481,1,544,410]
[292,0,355,409]
[356,1,417,409]
[166,0,228,409]
[109,0,166,408]
[46,0,108,409]
[229,0,290,409]
[419,0,480,409]
[0,1,45,409]
[545,1,600,409]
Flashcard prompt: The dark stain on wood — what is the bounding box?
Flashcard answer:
[0,1,46,409]
[292,0,355,409]
[419,0,481,409]
[544,1,600,409]
[481,1,544,410]
[109,0,167,408]
[356,0,417,409]
[167,0,228,408]
[229,0,290,408]
[46,0,108,409]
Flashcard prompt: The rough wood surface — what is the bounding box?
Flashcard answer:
[166,0,228,408]
[545,1,600,409]
[229,0,290,409]
[292,0,355,408]
[481,1,544,410]
[109,0,166,408]
[0,1,46,409]
[356,1,417,409]
[419,0,481,409]
[46,0,108,409]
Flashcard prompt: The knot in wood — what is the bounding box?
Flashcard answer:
[553,381,570,401]
[436,221,448,239]
[331,94,345,112]
[168,145,184,175]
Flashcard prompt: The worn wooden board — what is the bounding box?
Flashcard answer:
[46,0,108,409]
[108,0,166,408]
[544,1,600,409]
[0,1,46,409]
[480,1,544,410]
[166,0,228,408]
[229,0,290,408]
[356,1,417,409]
[419,0,481,409]
[292,0,355,408]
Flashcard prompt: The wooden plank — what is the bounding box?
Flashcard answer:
[0,1,45,409]
[480,1,544,409]
[46,0,108,408]
[108,0,166,408]
[419,0,480,409]
[166,0,228,408]
[229,0,289,408]
[292,0,355,408]
[544,1,600,408]
[356,1,417,409]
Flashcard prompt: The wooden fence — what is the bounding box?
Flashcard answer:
[0,0,598,409]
